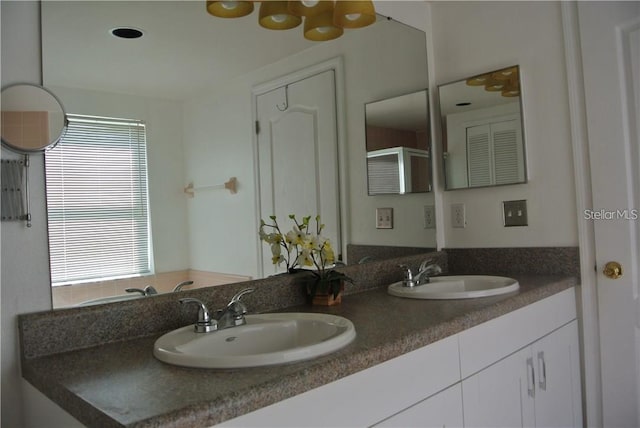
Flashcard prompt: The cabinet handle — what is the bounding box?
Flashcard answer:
[526,357,536,398]
[537,351,547,391]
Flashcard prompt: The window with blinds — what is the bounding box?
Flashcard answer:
[45,114,152,286]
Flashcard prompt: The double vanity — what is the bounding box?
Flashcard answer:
[18,249,581,427]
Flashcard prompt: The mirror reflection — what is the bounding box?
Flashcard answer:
[365,89,431,195]
[42,1,432,308]
[0,84,67,153]
[438,65,527,190]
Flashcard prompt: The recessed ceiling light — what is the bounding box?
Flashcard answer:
[110,27,144,39]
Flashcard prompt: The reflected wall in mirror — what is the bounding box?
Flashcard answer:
[42,1,433,308]
[365,89,431,195]
[1,84,67,153]
[439,65,527,190]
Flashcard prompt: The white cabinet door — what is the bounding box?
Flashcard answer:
[533,321,582,428]
[373,384,463,428]
[463,321,582,428]
[462,346,535,427]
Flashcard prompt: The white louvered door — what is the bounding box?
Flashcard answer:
[466,119,523,187]
[466,124,491,187]
[492,119,523,184]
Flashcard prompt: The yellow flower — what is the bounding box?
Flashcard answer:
[321,240,335,265]
[301,234,320,251]
[285,226,305,246]
[296,248,314,267]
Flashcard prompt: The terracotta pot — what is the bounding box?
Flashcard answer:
[311,281,344,306]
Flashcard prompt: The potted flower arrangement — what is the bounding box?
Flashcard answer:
[259,214,353,305]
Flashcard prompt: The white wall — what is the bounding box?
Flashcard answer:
[48,86,190,274]
[1,2,52,427]
[430,1,578,248]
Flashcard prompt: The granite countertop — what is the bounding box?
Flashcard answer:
[20,274,576,428]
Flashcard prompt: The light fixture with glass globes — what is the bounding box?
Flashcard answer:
[206,1,255,18]
[206,0,377,42]
[303,3,343,41]
[288,0,333,17]
[259,1,302,30]
[465,66,520,98]
[333,1,376,29]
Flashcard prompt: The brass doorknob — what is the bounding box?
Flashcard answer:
[603,261,623,279]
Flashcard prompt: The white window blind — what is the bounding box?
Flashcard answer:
[45,114,152,286]
[367,154,401,194]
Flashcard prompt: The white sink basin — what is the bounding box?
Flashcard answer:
[388,275,519,300]
[153,312,356,369]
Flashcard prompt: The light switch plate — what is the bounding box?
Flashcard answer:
[503,199,528,227]
[376,207,393,229]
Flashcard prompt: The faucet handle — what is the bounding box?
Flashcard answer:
[226,288,255,319]
[229,288,255,306]
[173,280,194,292]
[180,298,217,333]
[419,258,436,271]
[144,285,158,295]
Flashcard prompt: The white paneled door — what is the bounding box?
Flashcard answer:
[578,2,640,426]
[255,69,341,277]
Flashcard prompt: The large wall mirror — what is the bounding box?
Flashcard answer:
[365,89,431,195]
[42,1,433,308]
[438,65,527,190]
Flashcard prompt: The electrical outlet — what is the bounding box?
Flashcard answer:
[424,205,436,229]
[503,200,528,227]
[376,207,393,229]
[451,203,466,228]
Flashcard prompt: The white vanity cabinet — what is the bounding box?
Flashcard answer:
[219,288,581,428]
[462,321,581,427]
[372,384,464,428]
[220,334,462,428]
[531,320,582,427]
[459,286,582,428]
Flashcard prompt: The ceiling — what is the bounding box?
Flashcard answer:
[41,1,325,101]
[438,76,519,117]
[366,89,429,131]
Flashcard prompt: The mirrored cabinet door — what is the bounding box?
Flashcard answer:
[438,65,527,190]
[365,89,432,195]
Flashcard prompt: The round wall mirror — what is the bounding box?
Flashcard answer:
[1,83,67,153]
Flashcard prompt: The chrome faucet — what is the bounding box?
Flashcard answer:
[179,287,255,333]
[125,285,158,296]
[399,260,442,287]
[358,256,374,264]
[216,288,255,330]
[179,298,217,333]
[173,280,194,292]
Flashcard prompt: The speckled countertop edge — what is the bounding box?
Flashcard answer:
[20,275,577,428]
